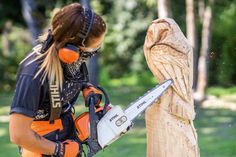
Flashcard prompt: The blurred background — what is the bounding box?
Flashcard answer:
[0,0,236,156]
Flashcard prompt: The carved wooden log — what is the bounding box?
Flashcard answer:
[144,18,200,157]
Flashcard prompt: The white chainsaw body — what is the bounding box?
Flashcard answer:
[96,79,173,149]
[97,105,132,148]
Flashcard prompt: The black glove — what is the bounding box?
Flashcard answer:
[53,140,82,157]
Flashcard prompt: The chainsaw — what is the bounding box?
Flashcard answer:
[75,79,173,157]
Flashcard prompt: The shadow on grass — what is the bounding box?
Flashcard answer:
[195,107,236,157]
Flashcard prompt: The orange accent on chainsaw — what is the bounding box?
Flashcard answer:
[74,106,111,142]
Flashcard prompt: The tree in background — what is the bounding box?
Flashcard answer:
[157,0,172,18]
[99,0,156,79]
[0,0,31,91]
[195,0,214,101]
[213,1,236,86]
[186,0,198,89]
[1,0,24,57]
[0,0,236,92]
[21,0,44,46]
[2,21,12,57]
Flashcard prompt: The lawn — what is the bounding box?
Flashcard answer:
[1,86,236,157]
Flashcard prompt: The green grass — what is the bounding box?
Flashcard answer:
[0,122,19,156]
[207,86,236,97]
[1,87,236,157]
[207,86,236,103]
[195,108,236,157]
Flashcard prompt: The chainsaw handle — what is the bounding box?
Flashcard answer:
[87,86,110,139]
[96,86,110,115]
[83,85,110,157]
[87,97,102,157]
[89,97,98,139]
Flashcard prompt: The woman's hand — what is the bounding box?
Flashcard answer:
[9,113,56,155]
[82,83,102,107]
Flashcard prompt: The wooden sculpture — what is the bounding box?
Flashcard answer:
[143,18,200,157]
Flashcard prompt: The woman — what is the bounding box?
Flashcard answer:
[9,3,106,157]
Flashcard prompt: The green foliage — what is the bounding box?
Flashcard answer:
[216,3,236,86]
[98,0,156,78]
[209,2,236,86]
[0,0,24,29]
[100,65,157,89]
[1,0,236,90]
[0,26,31,92]
[170,0,186,32]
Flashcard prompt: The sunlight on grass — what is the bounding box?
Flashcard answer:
[200,127,216,134]
[221,94,236,103]
[212,116,234,123]
[128,136,146,144]
[0,128,7,137]
[104,72,157,88]
[109,75,138,87]
[0,115,10,122]
[0,106,10,116]
[207,86,236,97]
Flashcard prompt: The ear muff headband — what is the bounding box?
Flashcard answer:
[77,7,94,45]
[58,44,80,64]
[40,32,80,64]
[58,7,94,64]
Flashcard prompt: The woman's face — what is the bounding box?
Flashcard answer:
[79,33,105,53]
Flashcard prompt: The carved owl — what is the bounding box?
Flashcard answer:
[143,18,199,157]
[144,18,195,120]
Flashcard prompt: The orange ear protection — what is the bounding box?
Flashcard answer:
[58,44,81,64]
[58,7,95,64]
[41,7,95,64]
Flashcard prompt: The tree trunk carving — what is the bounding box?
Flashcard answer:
[144,18,200,157]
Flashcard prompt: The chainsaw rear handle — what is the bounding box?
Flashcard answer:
[96,86,110,115]
[89,97,98,139]
[86,97,101,157]
[86,86,111,157]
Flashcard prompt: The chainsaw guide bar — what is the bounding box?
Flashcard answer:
[124,79,173,121]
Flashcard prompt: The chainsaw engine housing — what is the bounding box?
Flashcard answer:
[97,105,133,148]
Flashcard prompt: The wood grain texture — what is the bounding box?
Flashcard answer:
[144,18,200,157]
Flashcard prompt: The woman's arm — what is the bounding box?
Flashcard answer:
[9,113,56,155]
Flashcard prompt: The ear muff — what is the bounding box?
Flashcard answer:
[58,44,80,64]
[58,7,94,64]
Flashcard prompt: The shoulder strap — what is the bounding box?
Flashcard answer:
[49,81,62,123]
[48,63,88,123]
